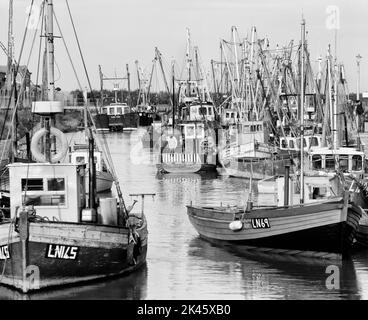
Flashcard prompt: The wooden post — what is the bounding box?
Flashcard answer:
[88,135,96,210]
[284,164,290,206]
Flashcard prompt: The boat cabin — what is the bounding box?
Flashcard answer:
[280,135,322,151]
[69,150,107,173]
[308,147,365,176]
[221,109,238,125]
[101,103,130,116]
[180,102,215,122]
[8,163,86,222]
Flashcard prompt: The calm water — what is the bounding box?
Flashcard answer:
[2,129,368,300]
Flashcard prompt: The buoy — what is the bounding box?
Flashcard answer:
[229,220,243,231]
[31,127,68,163]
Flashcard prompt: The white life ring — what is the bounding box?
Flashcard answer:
[167,136,178,150]
[30,127,68,163]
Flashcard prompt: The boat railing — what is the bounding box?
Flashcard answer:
[162,153,201,164]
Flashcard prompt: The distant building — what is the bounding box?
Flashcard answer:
[0,65,33,110]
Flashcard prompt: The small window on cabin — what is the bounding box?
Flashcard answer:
[109,107,114,114]
[116,107,122,114]
[310,137,319,147]
[339,155,349,172]
[281,139,287,149]
[208,108,212,115]
[226,113,230,118]
[47,178,65,191]
[352,155,363,171]
[289,140,295,149]
[231,113,235,118]
[296,138,301,150]
[102,108,108,114]
[22,178,43,191]
[312,187,328,199]
[23,194,66,206]
[76,156,86,164]
[199,107,207,115]
[312,155,322,170]
[325,155,335,170]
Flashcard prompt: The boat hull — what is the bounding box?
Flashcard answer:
[187,200,361,256]
[156,162,216,174]
[96,171,114,193]
[0,219,147,293]
[220,158,289,180]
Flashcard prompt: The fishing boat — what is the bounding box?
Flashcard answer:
[98,65,139,131]
[157,29,218,174]
[0,0,148,293]
[186,19,365,257]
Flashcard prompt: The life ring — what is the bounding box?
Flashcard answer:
[30,127,68,163]
[167,136,178,150]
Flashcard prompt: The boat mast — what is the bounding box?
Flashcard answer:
[155,47,172,106]
[7,0,14,79]
[44,0,55,162]
[300,18,305,204]
[98,65,104,108]
[186,28,192,98]
[126,64,131,106]
[172,60,175,128]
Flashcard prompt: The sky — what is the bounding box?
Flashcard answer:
[0,0,367,93]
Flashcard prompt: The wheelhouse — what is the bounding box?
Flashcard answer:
[309,147,365,175]
[102,103,130,116]
[280,135,322,151]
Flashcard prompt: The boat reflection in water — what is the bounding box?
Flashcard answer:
[0,264,148,300]
[188,237,361,300]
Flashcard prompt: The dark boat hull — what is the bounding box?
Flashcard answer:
[156,162,216,174]
[0,219,147,293]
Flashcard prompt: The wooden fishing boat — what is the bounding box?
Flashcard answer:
[187,173,362,256]
[0,0,149,293]
[187,19,365,258]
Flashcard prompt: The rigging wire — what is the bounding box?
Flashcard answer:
[64,0,127,215]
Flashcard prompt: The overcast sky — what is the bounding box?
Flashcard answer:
[0,0,367,93]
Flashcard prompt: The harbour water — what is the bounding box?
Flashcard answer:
[2,129,368,300]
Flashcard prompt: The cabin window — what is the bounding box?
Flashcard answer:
[76,156,86,164]
[312,186,328,199]
[352,155,363,171]
[310,137,319,147]
[208,108,213,115]
[339,155,349,172]
[281,139,287,149]
[312,155,322,170]
[21,177,67,207]
[325,155,335,170]
[21,178,43,191]
[289,140,295,149]
[226,113,230,118]
[199,107,207,115]
[102,107,108,114]
[47,178,65,191]
[231,113,235,118]
[116,107,122,114]
[109,107,114,114]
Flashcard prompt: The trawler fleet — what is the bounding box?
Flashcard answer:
[0,0,367,294]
